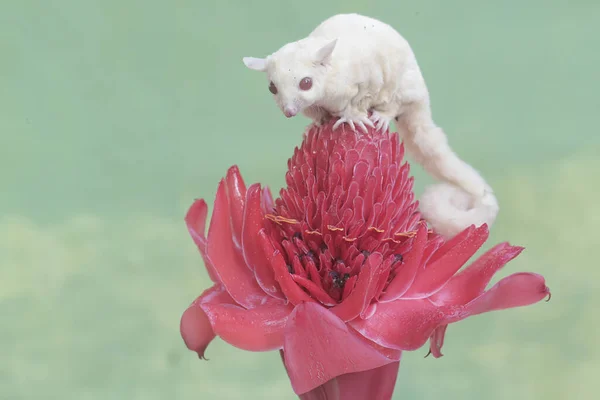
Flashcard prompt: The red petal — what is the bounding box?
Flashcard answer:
[330,253,384,322]
[402,224,489,299]
[336,361,400,400]
[299,379,340,400]
[427,271,548,358]
[242,184,285,299]
[184,199,220,283]
[201,299,292,352]
[349,298,445,351]
[427,325,447,358]
[341,275,357,301]
[299,362,401,400]
[459,272,550,318]
[426,223,473,266]
[206,179,269,308]
[282,351,341,400]
[259,230,316,305]
[429,242,524,306]
[355,330,402,360]
[261,185,275,213]
[185,199,208,249]
[225,166,247,249]
[380,223,428,302]
[283,302,395,395]
[180,285,235,358]
[292,275,337,306]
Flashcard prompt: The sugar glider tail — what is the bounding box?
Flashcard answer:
[396,102,499,239]
[418,182,499,239]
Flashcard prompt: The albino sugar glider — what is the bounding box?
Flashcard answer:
[242,13,498,239]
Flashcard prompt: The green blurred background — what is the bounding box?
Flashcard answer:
[1,0,598,399]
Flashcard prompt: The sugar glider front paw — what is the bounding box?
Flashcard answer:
[332,108,374,134]
[369,110,396,133]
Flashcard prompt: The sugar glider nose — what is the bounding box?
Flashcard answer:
[284,107,297,118]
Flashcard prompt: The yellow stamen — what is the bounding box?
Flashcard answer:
[394,230,417,238]
[305,229,323,236]
[265,214,299,225]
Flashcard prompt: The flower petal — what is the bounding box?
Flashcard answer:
[242,184,285,299]
[261,185,275,213]
[354,330,402,360]
[402,224,489,299]
[180,285,235,358]
[283,302,396,395]
[292,274,337,306]
[429,242,524,306]
[225,165,247,249]
[459,272,550,318]
[299,378,339,400]
[281,351,341,400]
[206,179,269,308]
[425,272,549,357]
[330,253,384,322]
[299,361,401,400]
[425,222,474,265]
[259,230,316,305]
[426,325,447,358]
[349,298,445,351]
[185,199,208,249]
[336,361,400,400]
[200,299,293,352]
[379,223,428,302]
[184,199,219,283]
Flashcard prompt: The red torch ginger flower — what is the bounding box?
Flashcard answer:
[180,119,550,399]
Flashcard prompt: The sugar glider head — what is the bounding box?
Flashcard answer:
[242,38,337,118]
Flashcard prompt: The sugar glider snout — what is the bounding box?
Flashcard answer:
[284,106,298,118]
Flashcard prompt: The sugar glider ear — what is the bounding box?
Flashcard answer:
[242,57,267,72]
[315,39,337,65]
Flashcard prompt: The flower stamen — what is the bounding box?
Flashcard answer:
[265,214,299,225]
[305,229,323,236]
[394,230,418,238]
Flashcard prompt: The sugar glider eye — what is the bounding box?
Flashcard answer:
[269,81,278,94]
[299,77,313,91]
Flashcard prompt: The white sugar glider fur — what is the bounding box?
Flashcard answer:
[242,13,499,239]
